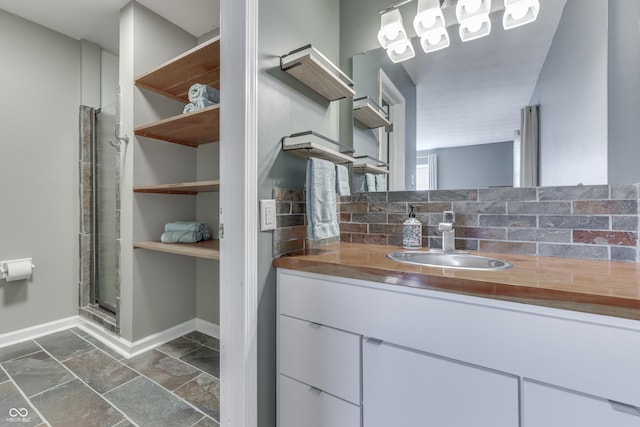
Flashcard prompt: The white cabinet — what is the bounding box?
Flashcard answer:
[524,380,640,427]
[277,315,361,427]
[276,268,640,427]
[279,315,360,404]
[363,339,519,427]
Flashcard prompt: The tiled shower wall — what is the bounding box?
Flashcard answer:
[274,185,640,262]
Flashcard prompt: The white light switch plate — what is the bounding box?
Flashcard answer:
[260,199,277,231]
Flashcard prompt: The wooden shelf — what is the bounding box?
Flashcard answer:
[281,45,355,101]
[134,239,220,260]
[353,97,392,129]
[282,131,355,164]
[135,37,220,103]
[353,155,389,174]
[134,180,220,195]
[353,163,389,174]
[134,105,219,147]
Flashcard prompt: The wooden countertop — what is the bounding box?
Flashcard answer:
[273,243,640,321]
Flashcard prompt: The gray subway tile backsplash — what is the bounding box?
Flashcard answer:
[274,184,640,262]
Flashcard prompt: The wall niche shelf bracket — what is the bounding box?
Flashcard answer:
[353,96,392,129]
[282,131,356,164]
[280,45,355,101]
[353,155,389,174]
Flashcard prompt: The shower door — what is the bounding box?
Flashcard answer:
[94,102,118,313]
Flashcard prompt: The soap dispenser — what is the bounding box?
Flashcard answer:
[402,205,422,249]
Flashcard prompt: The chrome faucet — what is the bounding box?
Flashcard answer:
[438,211,456,252]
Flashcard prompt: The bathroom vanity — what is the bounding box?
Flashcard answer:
[274,243,640,427]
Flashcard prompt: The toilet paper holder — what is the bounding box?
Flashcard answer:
[0,258,35,282]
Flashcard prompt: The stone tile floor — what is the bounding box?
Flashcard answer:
[0,329,220,427]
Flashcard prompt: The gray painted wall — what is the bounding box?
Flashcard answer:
[0,10,80,334]
[529,0,608,186]
[258,0,341,425]
[419,141,513,190]
[351,48,418,191]
[608,0,640,185]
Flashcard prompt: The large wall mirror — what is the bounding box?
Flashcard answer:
[341,0,640,191]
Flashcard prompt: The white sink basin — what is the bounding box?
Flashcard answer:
[386,251,513,271]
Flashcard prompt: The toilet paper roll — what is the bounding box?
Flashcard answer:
[5,260,33,282]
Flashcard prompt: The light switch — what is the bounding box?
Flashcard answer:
[260,199,277,231]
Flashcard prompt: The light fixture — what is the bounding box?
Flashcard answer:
[386,38,416,63]
[377,9,409,49]
[503,0,539,30]
[456,0,492,42]
[413,0,450,53]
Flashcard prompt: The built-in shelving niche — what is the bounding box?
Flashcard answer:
[133,37,221,260]
[280,45,355,102]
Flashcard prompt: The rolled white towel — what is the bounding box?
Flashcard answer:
[188,83,220,104]
[183,98,215,114]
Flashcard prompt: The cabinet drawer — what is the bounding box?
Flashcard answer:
[279,315,360,404]
[524,380,640,427]
[278,375,360,427]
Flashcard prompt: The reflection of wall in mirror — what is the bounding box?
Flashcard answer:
[352,49,417,192]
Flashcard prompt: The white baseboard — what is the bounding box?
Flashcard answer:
[195,318,220,339]
[0,316,79,348]
[1,316,221,360]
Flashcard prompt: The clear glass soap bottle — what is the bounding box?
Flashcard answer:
[402,205,422,249]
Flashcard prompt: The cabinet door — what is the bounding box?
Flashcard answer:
[278,375,360,427]
[524,380,640,427]
[363,339,519,427]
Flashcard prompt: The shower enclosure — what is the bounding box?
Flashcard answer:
[79,103,121,331]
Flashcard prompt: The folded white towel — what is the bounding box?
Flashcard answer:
[188,83,220,104]
[375,174,387,192]
[336,164,351,197]
[306,158,339,241]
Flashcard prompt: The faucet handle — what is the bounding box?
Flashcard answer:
[443,210,455,224]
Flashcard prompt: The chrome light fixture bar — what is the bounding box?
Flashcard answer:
[414,0,450,53]
[456,0,492,41]
[503,0,540,30]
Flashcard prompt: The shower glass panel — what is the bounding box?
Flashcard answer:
[94,102,118,313]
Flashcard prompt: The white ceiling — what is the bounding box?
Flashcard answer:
[403,0,567,150]
[0,0,219,54]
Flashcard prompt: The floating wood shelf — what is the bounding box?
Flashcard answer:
[282,131,355,164]
[134,180,220,195]
[281,45,355,101]
[134,239,220,260]
[134,105,220,147]
[353,155,389,174]
[135,37,220,103]
[353,97,392,129]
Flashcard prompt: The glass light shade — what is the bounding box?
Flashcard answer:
[419,29,450,53]
[456,0,491,23]
[459,15,491,41]
[386,39,416,63]
[413,0,446,37]
[503,0,540,30]
[377,9,408,49]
